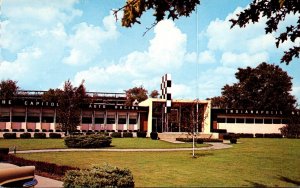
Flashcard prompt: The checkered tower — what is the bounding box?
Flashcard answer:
[161,73,172,113]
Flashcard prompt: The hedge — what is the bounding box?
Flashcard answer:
[150,132,158,140]
[34,133,46,139]
[123,132,133,138]
[237,133,254,138]
[111,132,122,138]
[176,138,223,143]
[20,133,31,139]
[2,154,78,178]
[3,133,17,139]
[264,133,283,138]
[230,138,237,144]
[64,134,112,148]
[255,133,264,138]
[49,133,62,139]
[137,131,147,138]
[63,164,134,188]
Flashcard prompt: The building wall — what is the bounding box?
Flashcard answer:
[218,123,283,134]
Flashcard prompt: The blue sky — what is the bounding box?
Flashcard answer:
[1,0,299,103]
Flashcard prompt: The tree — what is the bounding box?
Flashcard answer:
[208,96,226,109]
[230,0,300,65]
[149,90,160,98]
[279,114,300,138]
[0,79,19,99]
[45,80,88,135]
[214,62,296,112]
[118,0,299,64]
[124,86,148,106]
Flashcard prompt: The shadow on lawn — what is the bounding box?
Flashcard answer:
[278,176,300,186]
[190,152,213,158]
[245,180,268,188]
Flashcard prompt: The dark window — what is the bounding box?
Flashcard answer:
[42,116,54,123]
[273,119,281,124]
[107,118,115,124]
[167,80,171,87]
[27,116,39,122]
[246,118,254,124]
[82,117,92,124]
[0,116,10,122]
[227,118,235,123]
[118,118,126,124]
[255,119,263,124]
[282,119,289,124]
[217,118,225,123]
[236,118,245,123]
[129,118,137,124]
[264,119,272,124]
[95,118,104,124]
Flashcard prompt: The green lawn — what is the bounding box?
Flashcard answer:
[15,138,300,187]
[0,138,208,151]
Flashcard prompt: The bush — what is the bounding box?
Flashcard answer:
[230,138,237,144]
[0,148,9,155]
[237,133,254,138]
[49,133,62,139]
[3,133,16,139]
[213,129,227,133]
[55,129,62,132]
[111,132,122,138]
[255,133,264,138]
[197,139,204,144]
[20,133,31,139]
[137,131,147,138]
[63,164,134,188]
[64,134,112,148]
[34,133,46,139]
[150,132,158,140]
[123,132,133,138]
[264,133,283,138]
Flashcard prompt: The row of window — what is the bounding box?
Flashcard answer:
[0,116,137,124]
[217,117,287,124]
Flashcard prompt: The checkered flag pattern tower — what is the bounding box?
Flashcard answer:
[161,73,172,113]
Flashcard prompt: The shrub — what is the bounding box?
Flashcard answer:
[176,138,193,142]
[197,139,204,144]
[64,134,112,148]
[150,132,158,140]
[255,133,264,138]
[55,129,62,132]
[63,164,134,188]
[20,133,31,139]
[202,138,223,142]
[98,132,109,136]
[34,133,46,139]
[111,132,122,138]
[0,148,9,155]
[213,129,227,133]
[123,132,133,138]
[237,133,254,138]
[3,133,16,139]
[230,138,237,144]
[49,133,62,139]
[264,133,283,138]
[137,131,147,138]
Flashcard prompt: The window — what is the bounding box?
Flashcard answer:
[246,118,254,124]
[167,80,172,87]
[273,119,281,124]
[42,116,54,123]
[82,117,92,124]
[227,118,235,123]
[107,118,115,124]
[129,118,137,124]
[236,118,245,123]
[95,118,104,124]
[217,118,226,123]
[12,116,26,122]
[255,119,263,124]
[264,119,272,124]
[282,119,289,124]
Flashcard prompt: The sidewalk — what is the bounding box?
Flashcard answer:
[0,163,63,187]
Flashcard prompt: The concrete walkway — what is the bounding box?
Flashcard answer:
[10,142,232,154]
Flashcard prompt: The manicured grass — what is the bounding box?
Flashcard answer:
[16,138,300,187]
[0,138,208,151]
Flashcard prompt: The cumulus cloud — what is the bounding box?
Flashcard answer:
[198,50,216,64]
[74,20,189,91]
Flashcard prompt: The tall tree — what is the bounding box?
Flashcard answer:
[149,90,160,98]
[46,80,87,135]
[0,79,19,99]
[215,62,296,112]
[125,86,148,106]
[117,0,299,64]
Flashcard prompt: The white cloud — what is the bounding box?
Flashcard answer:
[221,52,269,68]
[198,50,216,64]
[73,20,189,91]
